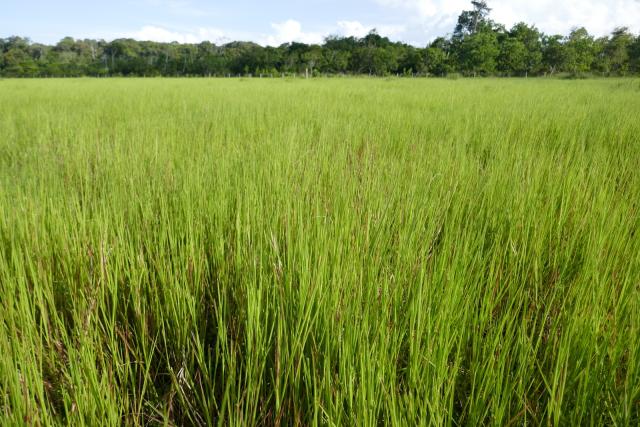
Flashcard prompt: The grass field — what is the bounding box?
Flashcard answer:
[1,78,639,425]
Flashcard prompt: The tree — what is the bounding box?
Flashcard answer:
[321,36,356,73]
[51,37,84,76]
[542,35,566,74]
[323,35,358,53]
[362,30,391,48]
[454,1,493,39]
[630,35,640,73]
[302,45,324,76]
[564,27,595,74]
[450,1,500,76]
[322,48,350,74]
[458,29,500,76]
[424,47,449,76]
[498,36,527,75]
[1,37,38,76]
[353,45,396,75]
[1,6,639,79]
[509,23,543,76]
[3,48,38,76]
[352,30,398,75]
[424,38,452,76]
[604,27,634,75]
[280,42,308,73]
[398,46,424,75]
[225,42,267,75]
[103,39,143,75]
[591,36,611,74]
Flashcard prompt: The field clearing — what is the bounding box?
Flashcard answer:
[1,78,639,425]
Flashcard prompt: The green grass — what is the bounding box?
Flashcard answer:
[0,77,639,425]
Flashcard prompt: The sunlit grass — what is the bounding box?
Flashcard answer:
[1,77,639,425]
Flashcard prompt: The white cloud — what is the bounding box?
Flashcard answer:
[122,25,226,43]
[377,0,467,17]
[377,24,407,37]
[487,0,640,36]
[259,19,406,46]
[337,20,371,38]
[76,0,640,49]
[261,20,325,46]
[336,21,406,38]
[376,0,640,41]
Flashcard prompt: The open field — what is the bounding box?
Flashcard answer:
[1,78,639,425]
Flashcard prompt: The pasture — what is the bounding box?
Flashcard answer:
[0,78,639,425]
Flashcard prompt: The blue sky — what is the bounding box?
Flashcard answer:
[3,0,640,46]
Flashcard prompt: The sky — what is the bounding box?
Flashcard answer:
[3,0,640,46]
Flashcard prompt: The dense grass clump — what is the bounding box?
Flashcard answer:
[0,78,639,425]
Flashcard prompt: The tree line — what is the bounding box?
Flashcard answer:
[2,2,640,78]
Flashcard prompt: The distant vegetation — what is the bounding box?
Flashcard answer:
[2,1,640,77]
[1,78,639,425]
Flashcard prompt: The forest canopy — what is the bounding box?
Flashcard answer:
[2,1,639,77]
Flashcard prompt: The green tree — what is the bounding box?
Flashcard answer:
[630,35,640,73]
[51,37,83,76]
[302,45,324,76]
[424,47,449,75]
[322,48,350,74]
[352,30,398,75]
[424,38,452,76]
[225,42,267,75]
[1,9,639,78]
[498,37,527,75]
[280,42,308,73]
[454,1,493,39]
[459,30,500,76]
[451,1,499,76]
[591,36,609,74]
[104,39,142,75]
[509,22,543,75]
[604,27,634,74]
[542,35,566,74]
[3,48,38,76]
[1,37,38,76]
[564,27,595,74]
[398,46,424,75]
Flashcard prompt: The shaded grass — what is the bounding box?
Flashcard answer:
[1,77,639,425]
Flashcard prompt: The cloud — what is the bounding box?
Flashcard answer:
[109,21,345,46]
[95,20,407,46]
[376,0,466,17]
[75,0,640,50]
[375,0,640,40]
[260,19,406,46]
[487,0,640,36]
[336,20,371,38]
[336,21,406,38]
[122,25,226,43]
[261,20,325,46]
